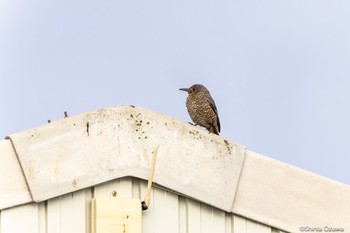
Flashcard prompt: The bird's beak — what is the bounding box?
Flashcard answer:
[179,88,189,92]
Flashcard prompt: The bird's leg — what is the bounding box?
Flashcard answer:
[188,122,198,126]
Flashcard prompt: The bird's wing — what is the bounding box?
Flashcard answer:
[205,93,218,114]
[216,111,221,132]
[206,93,221,133]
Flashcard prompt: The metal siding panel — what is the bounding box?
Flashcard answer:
[213,207,226,233]
[93,183,109,197]
[178,197,187,233]
[47,188,107,233]
[94,180,119,198]
[72,190,87,233]
[225,214,233,233]
[0,178,287,233]
[164,192,179,233]
[38,202,46,233]
[94,178,133,198]
[117,177,133,197]
[233,215,247,233]
[1,204,39,233]
[84,189,92,233]
[16,204,39,233]
[199,205,226,233]
[47,197,61,233]
[246,219,271,233]
[1,208,14,233]
[141,180,154,233]
[106,180,120,196]
[187,199,201,233]
[153,189,178,233]
[60,193,74,232]
[153,189,167,233]
[200,204,213,233]
[132,178,141,199]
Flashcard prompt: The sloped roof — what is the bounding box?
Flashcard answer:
[1,106,349,232]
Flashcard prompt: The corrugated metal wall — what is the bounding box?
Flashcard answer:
[0,178,287,233]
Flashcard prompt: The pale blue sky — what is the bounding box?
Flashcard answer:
[1,0,349,185]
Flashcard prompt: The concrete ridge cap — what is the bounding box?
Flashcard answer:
[0,106,349,233]
[3,105,246,210]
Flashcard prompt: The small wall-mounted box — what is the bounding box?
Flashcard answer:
[91,196,142,233]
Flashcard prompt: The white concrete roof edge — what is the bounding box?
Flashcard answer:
[2,106,245,209]
[0,106,349,233]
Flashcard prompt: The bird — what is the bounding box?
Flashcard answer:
[179,84,220,135]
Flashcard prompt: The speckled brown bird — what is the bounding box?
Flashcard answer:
[179,84,220,135]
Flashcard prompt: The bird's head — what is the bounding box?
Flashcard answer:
[179,84,207,95]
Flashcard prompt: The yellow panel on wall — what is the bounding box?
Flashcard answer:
[91,196,142,233]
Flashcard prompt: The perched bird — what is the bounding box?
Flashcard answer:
[179,84,220,135]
